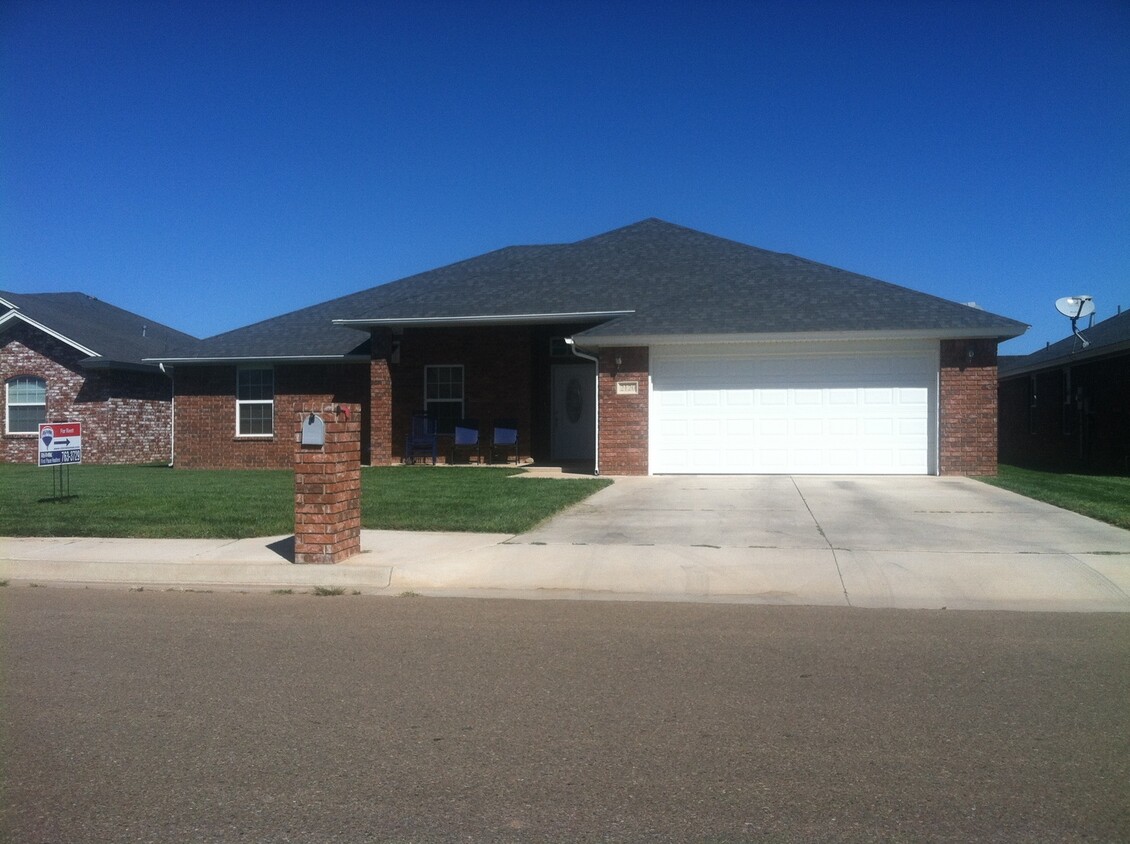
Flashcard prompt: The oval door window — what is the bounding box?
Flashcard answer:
[565,377,583,423]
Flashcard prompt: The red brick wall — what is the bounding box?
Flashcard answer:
[939,338,999,475]
[369,331,393,465]
[2,325,172,465]
[294,403,361,563]
[598,346,649,475]
[174,363,368,469]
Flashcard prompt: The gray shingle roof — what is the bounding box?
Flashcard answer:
[999,309,1130,377]
[155,219,1027,361]
[0,290,199,369]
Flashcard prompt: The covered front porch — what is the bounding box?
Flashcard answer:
[365,321,601,470]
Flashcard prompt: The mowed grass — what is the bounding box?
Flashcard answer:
[0,465,610,538]
[360,467,610,533]
[978,464,1130,531]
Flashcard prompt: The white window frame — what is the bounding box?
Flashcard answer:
[236,366,274,438]
[6,376,47,435]
[425,365,464,435]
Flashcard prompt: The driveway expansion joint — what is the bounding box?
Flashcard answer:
[791,476,853,608]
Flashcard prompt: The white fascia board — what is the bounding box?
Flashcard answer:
[142,354,371,365]
[332,310,634,330]
[0,310,101,358]
[570,326,1026,348]
[0,295,19,310]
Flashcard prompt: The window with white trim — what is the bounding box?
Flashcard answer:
[6,376,47,434]
[425,365,463,435]
[237,367,274,436]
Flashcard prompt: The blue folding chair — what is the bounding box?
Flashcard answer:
[451,418,482,464]
[489,418,519,465]
[404,413,438,465]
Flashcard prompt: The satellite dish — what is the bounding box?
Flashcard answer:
[1055,296,1095,319]
[1054,295,1094,349]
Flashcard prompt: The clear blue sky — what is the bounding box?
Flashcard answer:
[3,0,1127,353]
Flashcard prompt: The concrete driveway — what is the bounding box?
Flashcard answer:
[502,475,1130,610]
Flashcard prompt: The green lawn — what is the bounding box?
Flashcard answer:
[0,465,611,538]
[977,465,1130,531]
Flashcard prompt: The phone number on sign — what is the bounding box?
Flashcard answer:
[41,449,82,466]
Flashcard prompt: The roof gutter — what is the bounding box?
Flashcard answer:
[143,354,371,365]
[332,310,634,330]
[571,326,1028,346]
[998,338,1130,378]
[564,337,601,477]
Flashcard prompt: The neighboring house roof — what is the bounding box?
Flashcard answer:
[0,290,199,371]
[153,219,1027,363]
[998,309,1130,379]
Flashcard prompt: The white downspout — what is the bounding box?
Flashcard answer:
[159,363,174,467]
[564,337,600,476]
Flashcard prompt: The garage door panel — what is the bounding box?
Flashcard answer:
[794,418,824,436]
[725,390,754,406]
[900,418,926,436]
[863,418,893,435]
[725,419,754,436]
[651,344,937,475]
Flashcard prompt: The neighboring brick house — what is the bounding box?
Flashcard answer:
[999,309,1130,475]
[1,291,198,465]
[153,219,1027,476]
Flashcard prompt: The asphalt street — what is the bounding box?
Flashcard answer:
[3,586,1128,843]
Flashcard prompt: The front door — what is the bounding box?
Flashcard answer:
[551,364,596,460]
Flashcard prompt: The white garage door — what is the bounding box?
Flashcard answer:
[650,341,938,475]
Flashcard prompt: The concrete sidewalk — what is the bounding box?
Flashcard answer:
[3,475,1129,611]
[4,530,1130,612]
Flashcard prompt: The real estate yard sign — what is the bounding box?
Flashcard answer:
[39,422,82,467]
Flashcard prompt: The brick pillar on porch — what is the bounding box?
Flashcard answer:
[369,330,393,466]
[294,403,361,563]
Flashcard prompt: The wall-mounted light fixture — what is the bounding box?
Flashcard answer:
[613,354,622,376]
[966,344,976,362]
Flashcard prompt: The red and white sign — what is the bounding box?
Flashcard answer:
[39,422,82,467]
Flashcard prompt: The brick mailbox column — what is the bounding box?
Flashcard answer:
[294,403,362,563]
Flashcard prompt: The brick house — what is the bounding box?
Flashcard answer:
[1,291,198,465]
[998,309,1130,474]
[154,219,1027,475]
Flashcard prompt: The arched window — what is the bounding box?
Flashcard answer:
[6,376,47,433]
